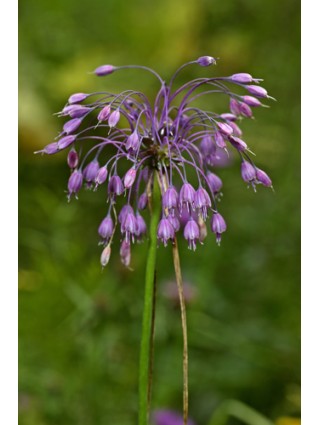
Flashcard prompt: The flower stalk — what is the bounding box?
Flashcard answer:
[138,172,161,425]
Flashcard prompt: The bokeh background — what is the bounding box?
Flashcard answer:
[18,0,300,424]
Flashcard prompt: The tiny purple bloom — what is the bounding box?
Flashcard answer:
[119,204,134,224]
[157,218,175,246]
[126,130,140,151]
[241,160,256,183]
[163,186,179,215]
[194,187,211,220]
[121,212,137,242]
[211,212,227,245]
[98,215,114,240]
[183,219,200,250]
[135,213,147,240]
[83,159,100,182]
[179,183,195,212]
[207,172,223,193]
[108,175,124,196]
[95,167,108,187]
[168,215,180,232]
[67,170,83,199]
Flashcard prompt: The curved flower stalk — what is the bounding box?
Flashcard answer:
[36,55,273,267]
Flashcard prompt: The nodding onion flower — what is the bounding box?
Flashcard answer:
[36,56,274,267]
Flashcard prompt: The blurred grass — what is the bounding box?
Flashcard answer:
[19,0,300,424]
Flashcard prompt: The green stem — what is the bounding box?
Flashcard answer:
[139,173,161,425]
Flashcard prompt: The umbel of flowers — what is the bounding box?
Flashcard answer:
[36,56,273,267]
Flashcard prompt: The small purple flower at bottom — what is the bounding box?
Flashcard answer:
[152,409,196,425]
[183,219,200,251]
[211,213,227,245]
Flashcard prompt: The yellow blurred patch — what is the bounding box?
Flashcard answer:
[276,417,301,425]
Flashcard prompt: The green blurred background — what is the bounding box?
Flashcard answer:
[18,0,300,424]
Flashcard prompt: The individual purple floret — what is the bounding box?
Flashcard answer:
[211,212,227,245]
[183,219,200,251]
[37,56,274,265]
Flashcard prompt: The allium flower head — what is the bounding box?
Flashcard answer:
[36,56,274,266]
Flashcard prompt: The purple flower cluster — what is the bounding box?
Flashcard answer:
[36,57,273,267]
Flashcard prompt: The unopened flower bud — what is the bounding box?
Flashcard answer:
[229,136,248,151]
[256,168,272,187]
[197,56,216,66]
[241,95,262,107]
[138,192,148,210]
[68,105,91,118]
[230,98,241,115]
[120,240,131,267]
[216,122,233,136]
[108,109,120,127]
[94,64,115,76]
[67,149,79,169]
[123,167,137,189]
[230,73,254,84]
[239,102,253,118]
[68,93,88,104]
[34,142,59,155]
[245,85,268,98]
[207,172,223,193]
[97,105,111,122]
[214,131,227,149]
[58,135,76,150]
[63,118,82,134]
[100,245,111,267]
